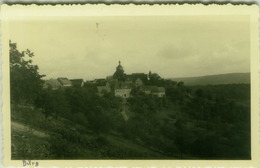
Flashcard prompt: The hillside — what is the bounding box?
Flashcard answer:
[11,104,169,160]
[170,73,250,86]
[11,83,251,160]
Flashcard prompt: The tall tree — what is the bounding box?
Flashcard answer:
[9,41,45,103]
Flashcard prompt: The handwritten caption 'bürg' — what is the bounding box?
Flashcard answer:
[22,160,39,167]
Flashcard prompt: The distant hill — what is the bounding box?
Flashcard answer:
[170,73,250,86]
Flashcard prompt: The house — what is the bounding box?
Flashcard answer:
[70,79,84,87]
[141,86,163,95]
[92,78,106,85]
[151,87,165,97]
[57,77,72,87]
[97,82,111,96]
[126,73,148,84]
[43,79,62,90]
[140,86,165,97]
[114,81,133,98]
[106,75,114,80]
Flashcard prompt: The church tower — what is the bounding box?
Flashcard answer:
[113,61,126,81]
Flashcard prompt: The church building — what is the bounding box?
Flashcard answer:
[113,61,133,98]
[101,61,166,98]
[113,61,126,81]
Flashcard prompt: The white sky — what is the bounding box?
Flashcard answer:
[9,15,250,80]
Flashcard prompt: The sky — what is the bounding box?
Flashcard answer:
[9,15,250,80]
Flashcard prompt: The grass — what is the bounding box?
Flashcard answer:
[11,129,51,159]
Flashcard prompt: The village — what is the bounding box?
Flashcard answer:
[43,61,166,98]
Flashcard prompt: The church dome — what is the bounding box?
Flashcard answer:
[113,61,125,81]
[116,61,124,71]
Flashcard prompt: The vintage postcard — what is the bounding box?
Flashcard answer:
[1,4,259,167]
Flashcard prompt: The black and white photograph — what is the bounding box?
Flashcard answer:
[2,4,259,164]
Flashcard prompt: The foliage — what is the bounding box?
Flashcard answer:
[11,129,51,159]
[35,86,124,134]
[124,83,251,159]
[10,41,45,103]
[35,89,70,119]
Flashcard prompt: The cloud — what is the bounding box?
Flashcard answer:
[9,15,250,79]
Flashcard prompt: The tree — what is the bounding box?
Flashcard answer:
[149,73,161,82]
[10,41,45,103]
[177,81,184,87]
[35,89,55,119]
[166,87,185,104]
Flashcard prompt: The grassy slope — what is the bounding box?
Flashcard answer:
[11,104,165,160]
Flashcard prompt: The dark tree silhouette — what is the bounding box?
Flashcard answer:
[9,41,45,103]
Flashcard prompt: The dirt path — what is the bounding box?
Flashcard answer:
[121,108,129,121]
[120,99,129,121]
[11,121,49,138]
